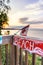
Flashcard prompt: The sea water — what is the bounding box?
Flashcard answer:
[27,29,43,40]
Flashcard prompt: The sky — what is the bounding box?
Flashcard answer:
[8,0,43,29]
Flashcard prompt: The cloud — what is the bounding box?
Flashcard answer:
[25,0,43,11]
[16,0,43,22]
[19,17,43,24]
[8,0,43,26]
[15,9,43,22]
[19,17,28,22]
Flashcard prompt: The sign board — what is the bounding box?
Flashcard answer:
[0,36,2,44]
[13,35,43,57]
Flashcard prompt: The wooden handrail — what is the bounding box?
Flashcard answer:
[0,35,43,65]
[1,35,13,45]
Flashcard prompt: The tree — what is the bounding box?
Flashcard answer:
[0,11,8,34]
[0,0,10,35]
[0,0,10,13]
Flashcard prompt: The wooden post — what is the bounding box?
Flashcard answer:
[9,37,15,65]
[32,54,35,65]
[9,44,15,65]
[5,44,9,65]
[0,46,2,65]
[19,48,23,65]
[25,51,28,65]
[15,46,19,65]
[41,57,43,65]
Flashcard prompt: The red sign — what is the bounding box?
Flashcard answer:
[13,35,43,57]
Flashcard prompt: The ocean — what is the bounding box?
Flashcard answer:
[27,29,43,40]
[2,28,43,40]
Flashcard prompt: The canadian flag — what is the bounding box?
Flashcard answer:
[20,25,29,36]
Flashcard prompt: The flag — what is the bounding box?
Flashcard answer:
[20,25,29,36]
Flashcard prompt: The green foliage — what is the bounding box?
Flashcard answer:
[28,54,41,65]
[1,46,6,65]
[0,0,10,33]
[0,0,10,13]
[0,0,10,29]
[35,55,41,65]
[0,11,8,28]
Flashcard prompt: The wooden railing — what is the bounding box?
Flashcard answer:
[0,35,43,65]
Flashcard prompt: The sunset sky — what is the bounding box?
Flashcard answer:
[8,0,43,28]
